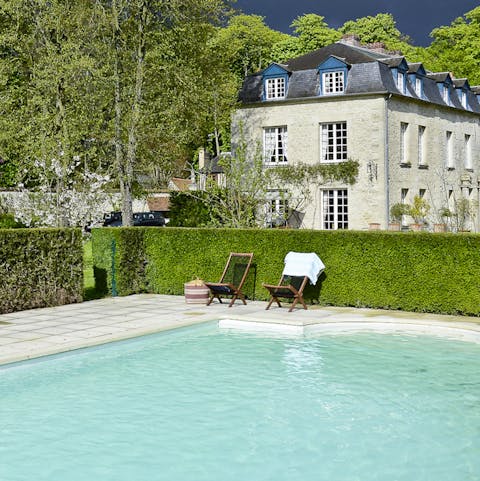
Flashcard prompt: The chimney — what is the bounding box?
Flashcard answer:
[198,148,209,170]
[365,42,388,54]
[339,34,361,47]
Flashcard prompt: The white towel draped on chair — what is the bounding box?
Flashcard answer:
[282,252,325,285]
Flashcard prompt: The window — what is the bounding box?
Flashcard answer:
[396,72,404,93]
[322,71,345,95]
[322,189,348,230]
[320,122,347,162]
[446,131,454,169]
[415,77,422,97]
[418,126,426,166]
[401,188,409,225]
[419,189,426,198]
[461,91,468,109]
[400,122,408,164]
[267,198,289,227]
[443,85,450,105]
[265,77,286,100]
[465,134,473,170]
[264,127,287,164]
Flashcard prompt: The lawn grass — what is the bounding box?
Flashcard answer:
[83,238,103,300]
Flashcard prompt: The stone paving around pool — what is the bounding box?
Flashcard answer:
[1,294,480,366]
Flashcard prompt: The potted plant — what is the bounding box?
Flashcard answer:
[454,197,478,232]
[407,195,430,231]
[389,203,409,231]
[434,207,452,232]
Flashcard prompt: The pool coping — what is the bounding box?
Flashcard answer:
[1,294,480,366]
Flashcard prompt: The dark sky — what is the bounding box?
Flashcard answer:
[233,0,480,47]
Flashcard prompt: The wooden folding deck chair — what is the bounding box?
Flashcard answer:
[205,253,254,307]
[263,252,325,312]
[263,275,309,312]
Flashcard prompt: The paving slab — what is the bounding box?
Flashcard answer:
[1,294,480,366]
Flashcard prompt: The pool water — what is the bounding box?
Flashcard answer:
[1,323,480,481]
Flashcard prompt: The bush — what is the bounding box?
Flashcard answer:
[0,213,25,229]
[91,228,480,316]
[168,192,213,227]
[0,228,83,313]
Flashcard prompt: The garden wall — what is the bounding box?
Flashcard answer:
[0,228,83,314]
[91,227,480,316]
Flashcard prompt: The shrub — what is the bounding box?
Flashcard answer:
[0,228,83,313]
[0,213,25,229]
[168,192,213,227]
[91,228,480,316]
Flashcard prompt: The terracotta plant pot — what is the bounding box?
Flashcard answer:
[388,222,401,231]
[433,223,447,233]
[368,223,381,230]
[409,223,423,231]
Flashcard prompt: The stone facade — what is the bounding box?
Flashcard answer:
[233,39,480,232]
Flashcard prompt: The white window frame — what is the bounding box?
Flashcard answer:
[400,122,408,164]
[322,71,345,95]
[446,131,454,169]
[465,134,473,170]
[320,122,347,163]
[443,85,450,105]
[461,91,468,109]
[322,189,348,230]
[263,126,288,165]
[265,77,285,100]
[397,72,404,93]
[418,125,426,166]
[401,188,409,226]
[415,77,422,97]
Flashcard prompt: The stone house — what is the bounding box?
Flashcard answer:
[232,36,480,231]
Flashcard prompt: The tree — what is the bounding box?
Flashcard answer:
[0,0,112,224]
[0,0,233,226]
[339,13,421,59]
[424,7,480,84]
[272,14,340,62]
[212,14,289,78]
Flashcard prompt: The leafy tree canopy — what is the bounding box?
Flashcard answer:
[425,7,480,84]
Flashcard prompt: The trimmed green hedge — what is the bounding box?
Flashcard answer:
[0,228,83,314]
[91,227,480,316]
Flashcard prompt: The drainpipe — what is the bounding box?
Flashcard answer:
[384,94,392,227]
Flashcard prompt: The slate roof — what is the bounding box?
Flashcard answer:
[239,41,480,114]
[200,154,225,174]
[284,42,386,71]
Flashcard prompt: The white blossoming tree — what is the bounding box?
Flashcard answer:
[9,156,113,230]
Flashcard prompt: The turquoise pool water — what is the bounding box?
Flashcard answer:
[1,323,480,481]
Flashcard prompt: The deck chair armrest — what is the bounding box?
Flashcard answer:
[263,283,299,295]
[205,282,236,289]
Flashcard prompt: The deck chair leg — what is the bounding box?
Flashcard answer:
[288,298,298,312]
[266,297,274,310]
[228,295,238,307]
[299,296,308,310]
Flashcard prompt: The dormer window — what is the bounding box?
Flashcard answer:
[322,71,345,95]
[262,63,290,102]
[266,77,285,100]
[461,91,467,109]
[407,63,426,99]
[318,56,349,97]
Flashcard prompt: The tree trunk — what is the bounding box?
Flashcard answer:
[111,0,134,226]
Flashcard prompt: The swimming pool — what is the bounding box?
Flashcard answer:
[1,323,479,481]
